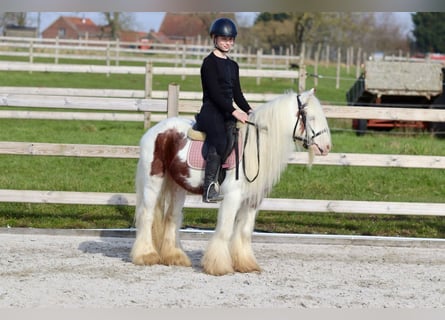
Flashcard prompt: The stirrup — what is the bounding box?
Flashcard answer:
[203,182,224,203]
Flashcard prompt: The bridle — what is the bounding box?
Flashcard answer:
[242,94,328,182]
[292,94,328,154]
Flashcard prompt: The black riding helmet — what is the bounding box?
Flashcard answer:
[209,18,238,38]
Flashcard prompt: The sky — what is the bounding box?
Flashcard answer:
[27,12,258,35]
[27,12,413,36]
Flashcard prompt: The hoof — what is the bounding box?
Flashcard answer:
[232,256,261,273]
[132,252,161,266]
[202,255,234,276]
[161,250,192,267]
[233,264,262,274]
[202,264,235,276]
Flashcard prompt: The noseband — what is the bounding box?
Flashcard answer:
[293,94,328,153]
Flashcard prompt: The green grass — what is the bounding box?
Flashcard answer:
[0,57,444,238]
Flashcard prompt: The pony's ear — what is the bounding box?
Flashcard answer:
[299,88,315,102]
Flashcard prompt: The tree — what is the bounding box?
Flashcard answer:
[255,12,291,23]
[369,13,410,54]
[0,12,34,36]
[412,12,445,53]
[241,12,410,57]
[0,12,28,33]
[249,18,294,51]
[101,12,135,39]
[250,12,362,53]
[1,12,27,26]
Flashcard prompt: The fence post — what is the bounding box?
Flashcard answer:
[54,36,59,64]
[196,35,202,63]
[256,49,262,85]
[29,40,34,65]
[167,83,179,118]
[336,47,341,89]
[28,40,34,74]
[143,112,151,130]
[175,42,179,68]
[285,47,290,68]
[346,46,352,74]
[106,42,110,77]
[298,43,306,92]
[181,45,186,81]
[325,44,330,66]
[143,61,153,129]
[115,39,120,66]
[145,61,153,98]
[314,43,321,87]
[247,46,251,65]
[356,47,362,79]
[271,48,276,79]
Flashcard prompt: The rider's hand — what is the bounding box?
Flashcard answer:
[232,109,249,123]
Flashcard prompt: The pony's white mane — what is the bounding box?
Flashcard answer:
[241,92,298,206]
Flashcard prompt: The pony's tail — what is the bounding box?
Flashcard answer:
[151,175,181,251]
[151,193,165,251]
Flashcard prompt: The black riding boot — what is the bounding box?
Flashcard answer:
[202,150,224,203]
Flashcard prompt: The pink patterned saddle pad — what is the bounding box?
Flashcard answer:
[187,138,242,170]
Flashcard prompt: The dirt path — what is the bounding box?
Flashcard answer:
[0,229,444,308]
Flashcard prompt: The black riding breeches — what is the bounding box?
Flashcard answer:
[196,102,232,158]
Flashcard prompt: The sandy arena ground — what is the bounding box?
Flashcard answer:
[0,228,444,308]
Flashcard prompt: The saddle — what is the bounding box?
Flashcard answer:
[187,120,242,180]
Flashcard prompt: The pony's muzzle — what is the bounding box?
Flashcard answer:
[311,142,331,156]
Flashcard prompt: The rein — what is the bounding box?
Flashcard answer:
[293,95,328,153]
[242,121,260,182]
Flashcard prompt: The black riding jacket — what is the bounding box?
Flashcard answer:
[200,51,251,119]
[196,51,252,158]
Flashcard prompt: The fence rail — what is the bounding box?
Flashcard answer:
[0,60,302,102]
[1,190,444,216]
[2,106,445,217]
[0,61,300,80]
[0,36,300,69]
[0,110,145,122]
[2,94,445,123]
[1,141,445,170]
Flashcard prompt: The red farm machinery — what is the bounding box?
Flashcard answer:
[346,60,445,136]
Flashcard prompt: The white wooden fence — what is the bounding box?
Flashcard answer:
[1,84,445,216]
[1,145,445,215]
[0,61,300,79]
[0,36,300,69]
[0,60,303,99]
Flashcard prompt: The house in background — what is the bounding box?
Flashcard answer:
[158,13,208,44]
[156,13,236,44]
[41,16,103,40]
[41,13,237,45]
[116,30,147,43]
[41,16,149,45]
